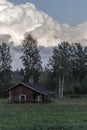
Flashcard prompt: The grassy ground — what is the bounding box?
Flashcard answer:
[0,98,87,130]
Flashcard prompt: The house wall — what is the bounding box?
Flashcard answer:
[10,85,38,102]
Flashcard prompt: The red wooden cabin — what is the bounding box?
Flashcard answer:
[8,82,54,102]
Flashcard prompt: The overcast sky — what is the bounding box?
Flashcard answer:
[10,0,87,25]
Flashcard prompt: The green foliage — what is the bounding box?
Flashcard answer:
[39,68,56,90]
[46,42,87,96]
[0,43,12,97]
[11,69,24,84]
[71,43,87,82]
[80,74,87,94]
[21,33,42,83]
[49,41,71,73]
[47,42,72,96]
[0,43,12,71]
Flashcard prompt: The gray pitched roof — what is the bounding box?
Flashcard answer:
[8,82,54,96]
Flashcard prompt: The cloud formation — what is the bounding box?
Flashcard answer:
[0,0,87,69]
[0,0,87,47]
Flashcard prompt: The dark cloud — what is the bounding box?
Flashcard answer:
[0,34,11,44]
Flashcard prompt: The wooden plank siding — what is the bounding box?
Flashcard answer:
[10,85,37,102]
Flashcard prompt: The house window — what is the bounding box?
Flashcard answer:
[36,95,42,102]
[19,95,26,102]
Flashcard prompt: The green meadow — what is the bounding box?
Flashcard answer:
[0,98,87,130]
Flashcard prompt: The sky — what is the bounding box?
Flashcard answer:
[1,0,87,69]
[10,0,87,25]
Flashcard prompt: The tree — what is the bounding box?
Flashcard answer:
[71,43,87,82]
[48,42,72,97]
[21,33,42,83]
[0,43,12,97]
[11,69,24,84]
[0,43,12,71]
[38,67,55,90]
[47,42,87,96]
[69,43,87,94]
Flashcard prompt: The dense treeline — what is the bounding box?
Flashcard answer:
[43,42,87,97]
[0,43,12,97]
[0,33,87,97]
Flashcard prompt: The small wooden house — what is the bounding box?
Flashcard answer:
[8,82,54,102]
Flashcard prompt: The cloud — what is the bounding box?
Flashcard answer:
[0,34,11,44]
[39,46,53,66]
[66,18,76,23]
[0,0,87,69]
[0,0,87,47]
[11,45,53,70]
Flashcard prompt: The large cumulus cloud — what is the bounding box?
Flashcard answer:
[1,0,87,47]
[0,0,87,69]
[0,0,49,45]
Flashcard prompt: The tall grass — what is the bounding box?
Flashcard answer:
[0,98,87,130]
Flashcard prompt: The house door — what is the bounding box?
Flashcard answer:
[19,95,26,102]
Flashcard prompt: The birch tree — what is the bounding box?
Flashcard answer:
[48,42,71,97]
[21,33,42,83]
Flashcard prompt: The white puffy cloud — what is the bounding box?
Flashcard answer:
[0,0,87,69]
[0,0,87,47]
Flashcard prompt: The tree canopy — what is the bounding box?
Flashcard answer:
[21,33,42,83]
[0,43,12,97]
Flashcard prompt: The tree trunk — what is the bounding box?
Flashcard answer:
[61,75,64,98]
[59,74,61,97]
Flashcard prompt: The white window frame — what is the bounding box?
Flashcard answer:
[36,95,42,102]
[19,95,26,102]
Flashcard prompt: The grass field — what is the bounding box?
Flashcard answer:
[0,98,87,130]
